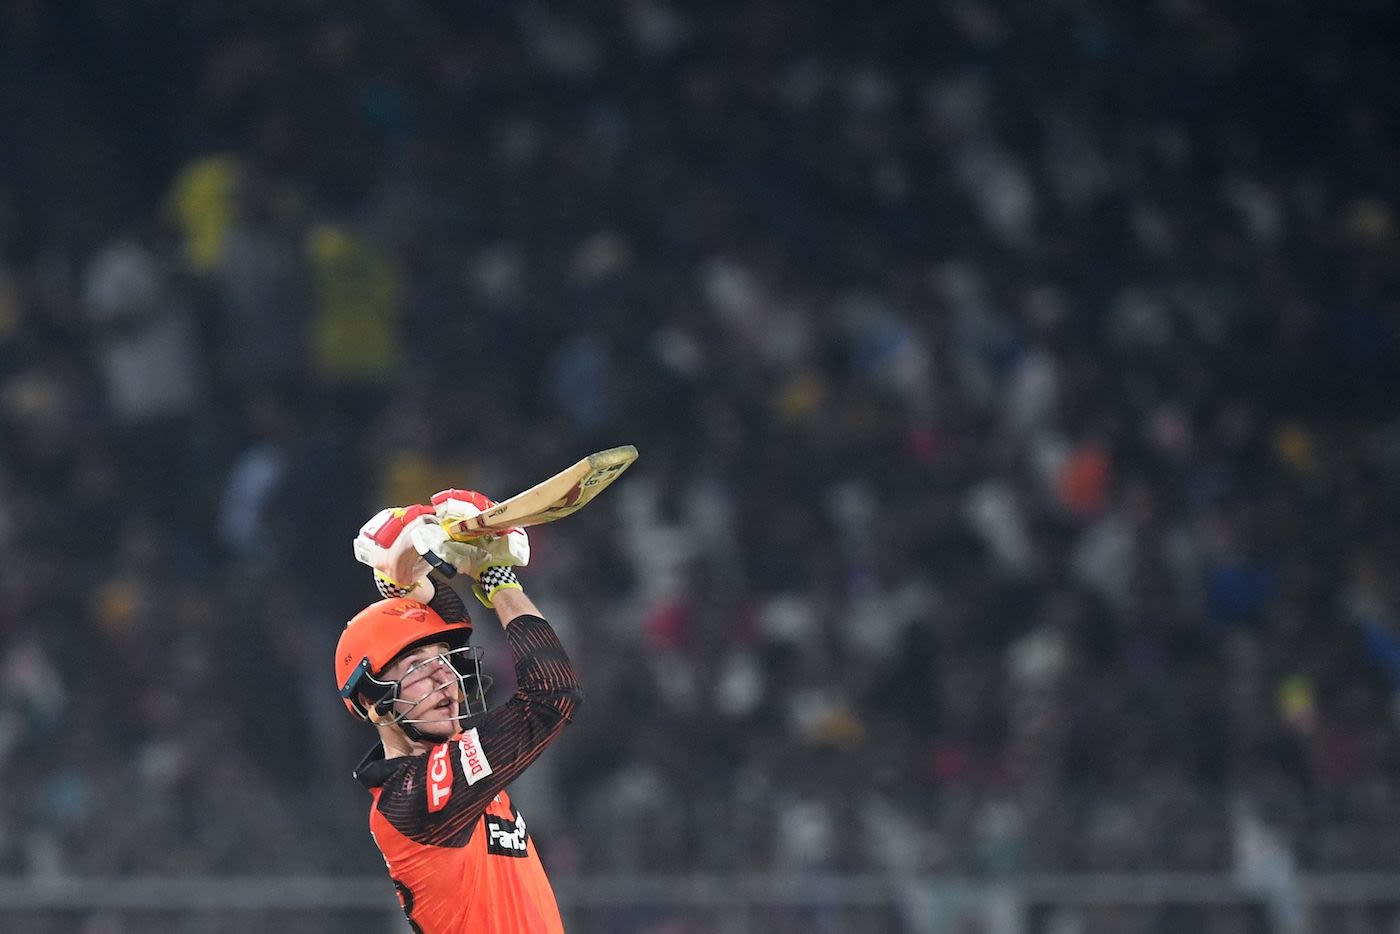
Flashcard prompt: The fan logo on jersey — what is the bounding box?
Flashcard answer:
[427,742,453,812]
[486,808,529,857]
[458,727,493,785]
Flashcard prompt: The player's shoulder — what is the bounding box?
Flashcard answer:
[355,742,425,790]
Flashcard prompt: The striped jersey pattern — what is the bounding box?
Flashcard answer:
[355,614,582,932]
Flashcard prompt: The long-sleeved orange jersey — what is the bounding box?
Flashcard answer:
[354,614,583,933]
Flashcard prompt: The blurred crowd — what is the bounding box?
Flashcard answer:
[1,0,1399,930]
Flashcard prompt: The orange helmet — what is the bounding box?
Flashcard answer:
[335,597,474,720]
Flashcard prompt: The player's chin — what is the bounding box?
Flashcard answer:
[419,700,460,734]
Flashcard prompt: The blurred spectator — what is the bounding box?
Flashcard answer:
[0,2,1396,921]
[79,232,207,524]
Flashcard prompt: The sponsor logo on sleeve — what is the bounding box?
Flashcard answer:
[427,742,453,812]
[458,727,493,786]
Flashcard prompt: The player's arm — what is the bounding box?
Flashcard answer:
[474,584,584,766]
[420,553,584,761]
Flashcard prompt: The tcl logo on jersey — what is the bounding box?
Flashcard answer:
[485,809,529,858]
[427,742,453,812]
[458,727,493,785]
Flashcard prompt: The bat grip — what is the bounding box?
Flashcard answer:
[419,547,458,578]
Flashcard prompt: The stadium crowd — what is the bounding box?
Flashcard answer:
[0,1,1398,931]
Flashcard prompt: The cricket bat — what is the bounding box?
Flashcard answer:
[443,446,639,540]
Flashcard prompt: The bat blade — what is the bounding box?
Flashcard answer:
[445,445,639,540]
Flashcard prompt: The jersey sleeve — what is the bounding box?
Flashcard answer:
[426,572,469,623]
[373,614,583,846]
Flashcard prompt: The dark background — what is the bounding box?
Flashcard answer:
[0,0,1398,930]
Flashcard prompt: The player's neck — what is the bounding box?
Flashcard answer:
[379,726,432,759]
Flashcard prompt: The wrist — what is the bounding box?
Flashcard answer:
[375,572,434,603]
[472,565,523,608]
[488,584,541,627]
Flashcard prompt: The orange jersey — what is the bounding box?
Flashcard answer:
[354,615,582,933]
[369,785,561,934]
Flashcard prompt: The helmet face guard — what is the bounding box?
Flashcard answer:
[342,644,491,730]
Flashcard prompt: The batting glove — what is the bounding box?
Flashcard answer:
[352,504,490,600]
[353,505,439,600]
[430,489,529,607]
[430,490,530,570]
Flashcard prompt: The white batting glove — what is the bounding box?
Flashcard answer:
[352,504,440,601]
[429,489,530,576]
[352,503,492,597]
[352,492,529,604]
[405,520,503,580]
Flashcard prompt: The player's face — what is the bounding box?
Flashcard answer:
[384,642,463,736]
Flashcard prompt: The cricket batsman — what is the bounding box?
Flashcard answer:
[335,489,582,933]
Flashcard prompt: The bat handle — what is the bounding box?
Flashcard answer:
[442,519,495,544]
